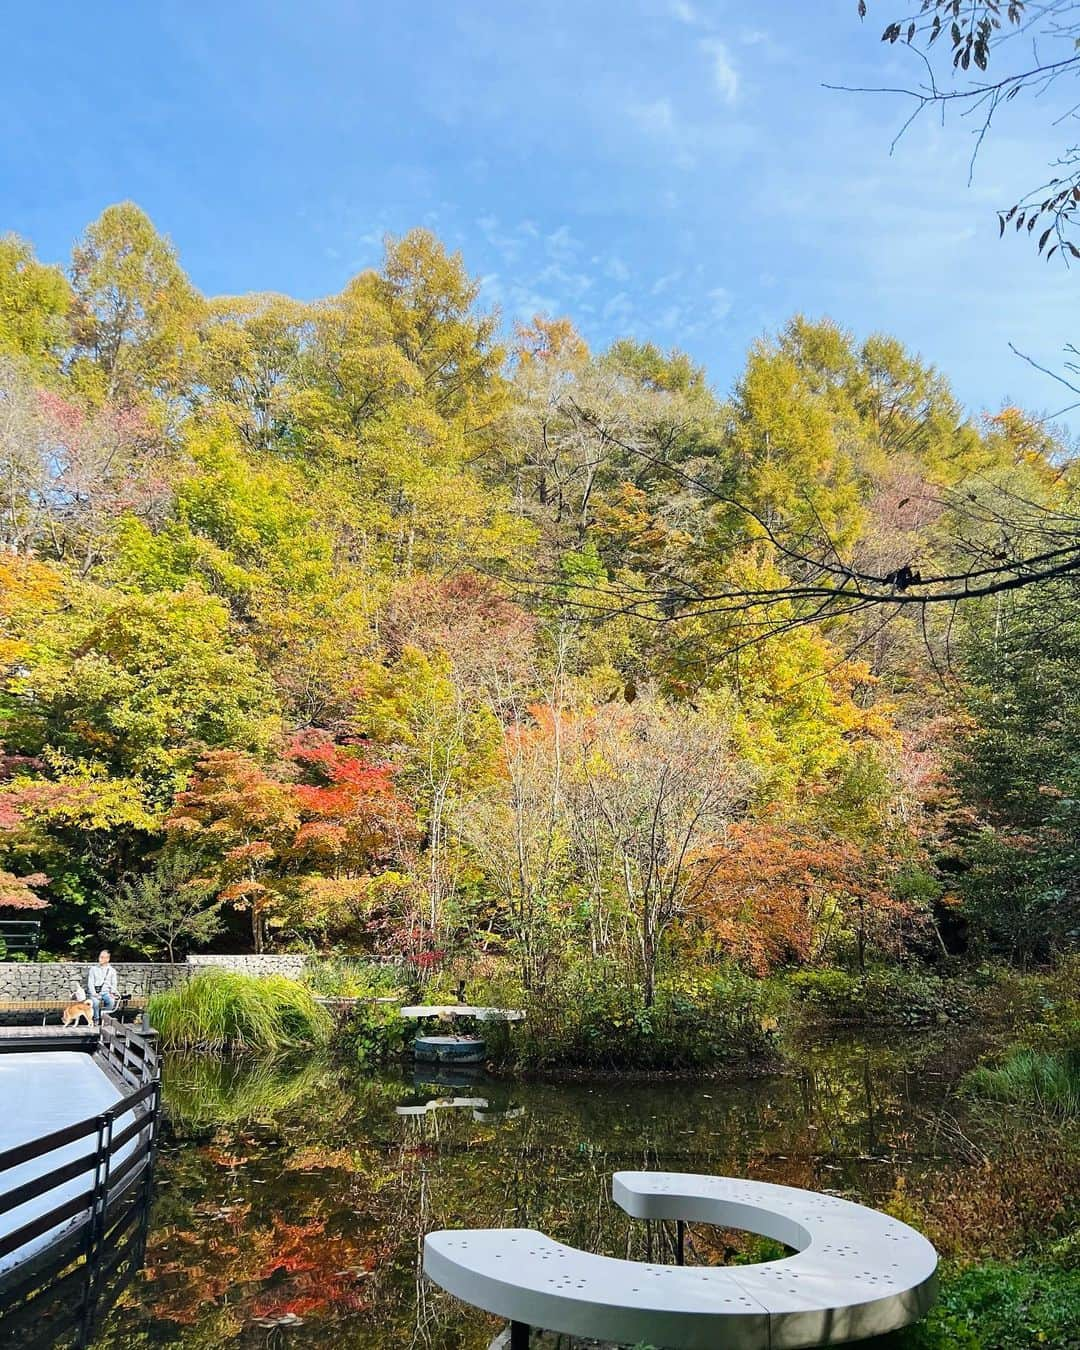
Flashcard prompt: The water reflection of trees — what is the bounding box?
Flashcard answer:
[92,1032,1034,1349]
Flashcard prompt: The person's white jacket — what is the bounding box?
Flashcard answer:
[86,963,118,999]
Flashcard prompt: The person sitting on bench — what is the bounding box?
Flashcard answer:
[87,949,119,1023]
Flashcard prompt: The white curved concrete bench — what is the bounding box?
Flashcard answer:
[424,1171,938,1349]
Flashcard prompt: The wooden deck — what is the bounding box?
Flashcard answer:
[0,998,147,1014]
[0,1025,99,1052]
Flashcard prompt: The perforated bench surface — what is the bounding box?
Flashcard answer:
[424,1171,938,1350]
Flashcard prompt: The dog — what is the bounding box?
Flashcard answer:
[61,982,93,1028]
[62,999,93,1027]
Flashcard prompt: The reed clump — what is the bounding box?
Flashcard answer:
[149,970,333,1053]
[963,1039,1080,1119]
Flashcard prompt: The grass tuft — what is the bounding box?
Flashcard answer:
[963,1040,1080,1119]
[149,970,332,1053]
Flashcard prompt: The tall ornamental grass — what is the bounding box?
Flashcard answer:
[149,970,333,1053]
[964,1043,1080,1119]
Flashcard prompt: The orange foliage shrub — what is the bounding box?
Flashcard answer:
[689,820,897,974]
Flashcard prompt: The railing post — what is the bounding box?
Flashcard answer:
[82,1113,108,1263]
[78,1110,112,1342]
[148,1078,162,1166]
[510,1320,530,1349]
[97,1108,115,1226]
[676,1219,686,1266]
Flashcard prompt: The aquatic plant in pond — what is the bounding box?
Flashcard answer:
[148,969,332,1052]
[785,966,975,1027]
[510,961,780,1072]
[301,956,409,1000]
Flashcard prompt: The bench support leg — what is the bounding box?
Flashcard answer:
[510,1320,529,1349]
[676,1219,686,1266]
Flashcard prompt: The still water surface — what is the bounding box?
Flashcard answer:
[88,1030,990,1349]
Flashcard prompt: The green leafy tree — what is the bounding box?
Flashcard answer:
[359,646,502,948]
[69,202,202,404]
[196,292,315,453]
[0,755,158,951]
[105,849,223,961]
[0,234,71,374]
[114,420,371,724]
[304,231,530,577]
[4,581,280,804]
[953,580,1080,960]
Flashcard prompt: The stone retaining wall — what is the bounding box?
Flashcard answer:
[0,954,313,1002]
[186,954,309,978]
[0,963,192,1001]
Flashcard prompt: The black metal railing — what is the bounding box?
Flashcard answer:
[0,920,42,959]
[0,1165,153,1349]
[94,1017,158,1090]
[0,1023,161,1348]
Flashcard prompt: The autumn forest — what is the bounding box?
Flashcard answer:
[0,202,1076,1004]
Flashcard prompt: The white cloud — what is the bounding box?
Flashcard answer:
[603,291,634,322]
[700,38,739,104]
[478,272,503,303]
[629,98,677,139]
[606,256,631,282]
[537,261,594,298]
[651,269,683,295]
[668,0,702,25]
[474,214,551,265]
[545,224,580,258]
[628,99,697,169]
[709,286,732,321]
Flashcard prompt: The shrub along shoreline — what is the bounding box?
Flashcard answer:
[144,957,1075,1083]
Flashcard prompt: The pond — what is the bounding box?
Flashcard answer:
[83,1027,1028,1349]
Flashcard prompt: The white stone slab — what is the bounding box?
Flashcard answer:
[400,1005,525,1022]
[396,1096,490,1116]
[424,1171,938,1349]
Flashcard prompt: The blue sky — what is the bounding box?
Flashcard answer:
[3,0,1076,417]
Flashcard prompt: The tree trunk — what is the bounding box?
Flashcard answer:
[642,932,656,1008]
